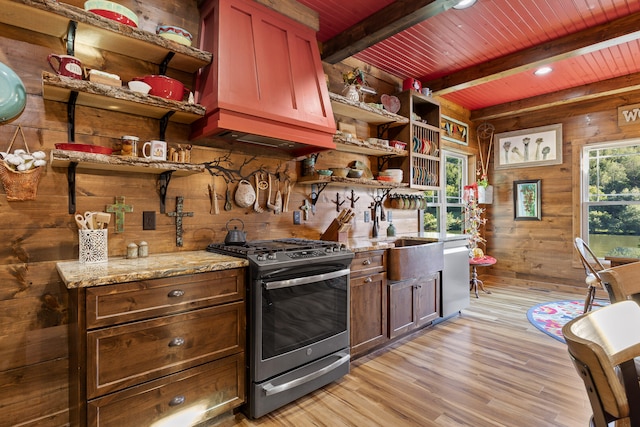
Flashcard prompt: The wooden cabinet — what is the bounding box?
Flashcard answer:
[389,91,442,190]
[349,250,388,358]
[68,269,246,427]
[388,272,440,339]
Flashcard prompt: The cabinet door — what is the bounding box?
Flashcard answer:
[350,272,387,358]
[388,279,417,339]
[215,0,334,130]
[415,273,440,327]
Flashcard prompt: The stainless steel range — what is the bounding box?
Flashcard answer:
[207,238,354,418]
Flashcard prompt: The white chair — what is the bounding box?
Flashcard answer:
[574,237,606,313]
[563,301,640,427]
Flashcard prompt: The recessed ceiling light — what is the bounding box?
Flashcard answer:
[453,0,477,9]
[534,66,553,76]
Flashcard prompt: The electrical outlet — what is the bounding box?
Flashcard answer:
[142,211,156,230]
[293,211,301,225]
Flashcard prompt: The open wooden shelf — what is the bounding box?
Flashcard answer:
[329,92,408,127]
[42,72,205,124]
[0,0,212,73]
[50,149,204,176]
[298,175,408,189]
[333,136,408,157]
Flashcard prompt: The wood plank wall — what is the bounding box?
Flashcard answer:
[482,94,640,291]
[0,1,479,424]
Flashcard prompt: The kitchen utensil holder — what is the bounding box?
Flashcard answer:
[79,229,108,263]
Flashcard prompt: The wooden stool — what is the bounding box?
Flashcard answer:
[469,255,496,298]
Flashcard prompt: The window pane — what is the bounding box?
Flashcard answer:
[446,206,464,234]
[445,156,463,204]
[583,141,640,258]
[423,206,440,232]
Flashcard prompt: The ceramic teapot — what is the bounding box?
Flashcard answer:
[224,218,246,245]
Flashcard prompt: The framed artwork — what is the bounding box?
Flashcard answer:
[440,115,468,145]
[494,124,562,169]
[513,179,541,221]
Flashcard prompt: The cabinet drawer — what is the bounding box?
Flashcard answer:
[86,269,245,328]
[350,250,386,276]
[87,301,245,398]
[88,353,245,427]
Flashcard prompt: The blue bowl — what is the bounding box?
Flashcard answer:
[0,62,26,123]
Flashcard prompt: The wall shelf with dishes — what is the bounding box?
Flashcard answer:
[1,0,214,214]
[0,0,212,73]
[50,149,204,214]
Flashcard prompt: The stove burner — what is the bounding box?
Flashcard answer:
[206,238,344,258]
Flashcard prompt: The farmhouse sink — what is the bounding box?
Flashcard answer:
[388,240,444,281]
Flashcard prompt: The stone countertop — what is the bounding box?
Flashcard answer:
[344,233,468,252]
[57,251,248,289]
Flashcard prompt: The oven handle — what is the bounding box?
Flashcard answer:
[263,268,350,290]
[261,351,350,396]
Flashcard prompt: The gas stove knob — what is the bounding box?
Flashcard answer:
[267,252,277,260]
[325,247,333,253]
[257,254,267,261]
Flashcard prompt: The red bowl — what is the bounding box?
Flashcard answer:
[88,9,138,27]
[55,143,113,155]
[132,75,189,101]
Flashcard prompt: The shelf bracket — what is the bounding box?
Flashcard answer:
[67,91,78,142]
[67,162,78,214]
[377,155,394,171]
[377,123,391,139]
[66,21,77,55]
[158,171,173,213]
[159,52,176,75]
[159,111,175,141]
[310,182,328,206]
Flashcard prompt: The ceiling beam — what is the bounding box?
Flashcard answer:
[470,72,640,121]
[321,0,459,64]
[428,11,640,95]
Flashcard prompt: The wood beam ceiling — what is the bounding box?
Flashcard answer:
[321,0,459,64]
[427,11,640,96]
[470,71,640,121]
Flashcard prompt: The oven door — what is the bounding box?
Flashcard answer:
[250,264,350,383]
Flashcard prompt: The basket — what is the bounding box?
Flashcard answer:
[0,125,44,201]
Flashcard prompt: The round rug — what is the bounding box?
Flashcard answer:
[526,300,608,343]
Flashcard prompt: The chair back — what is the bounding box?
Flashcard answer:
[574,237,605,278]
[562,300,640,427]
[599,262,640,304]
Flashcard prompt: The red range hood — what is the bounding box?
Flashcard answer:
[192,0,336,157]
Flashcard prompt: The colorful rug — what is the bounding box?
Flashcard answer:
[526,300,608,343]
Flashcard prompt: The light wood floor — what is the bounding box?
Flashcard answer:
[219,283,593,427]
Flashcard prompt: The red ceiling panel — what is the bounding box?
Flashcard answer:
[298,0,640,111]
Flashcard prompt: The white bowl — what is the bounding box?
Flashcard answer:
[127,80,151,94]
[156,25,193,46]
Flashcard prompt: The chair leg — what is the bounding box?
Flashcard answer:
[584,286,596,313]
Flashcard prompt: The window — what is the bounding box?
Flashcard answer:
[424,151,468,234]
[581,141,640,258]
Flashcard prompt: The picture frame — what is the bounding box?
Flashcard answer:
[513,179,541,221]
[440,115,468,145]
[494,124,562,169]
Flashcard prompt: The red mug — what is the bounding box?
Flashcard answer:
[47,54,83,79]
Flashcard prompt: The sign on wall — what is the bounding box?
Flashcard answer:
[617,103,640,127]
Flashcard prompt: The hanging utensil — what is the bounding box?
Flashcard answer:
[234,179,256,208]
[253,173,263,213]
[224,182,232,211]
[274,178,282,214]
[283,181,291,212]
[209,177,219,214]
[266,174,277,211]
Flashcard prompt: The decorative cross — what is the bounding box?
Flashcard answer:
[300,199,311,221]
[331,192,345,212]
[167,196,193,247]
[348,189,360,209]
[106,196,133,233]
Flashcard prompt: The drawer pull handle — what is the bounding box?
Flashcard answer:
[168,289,185,297]
[362,259,371,265]
[364,277,373,283]
[169,337,185,347]
[169,395,186,406]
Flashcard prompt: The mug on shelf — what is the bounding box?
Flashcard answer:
[47,54,83,79]
[142,140,167,161]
